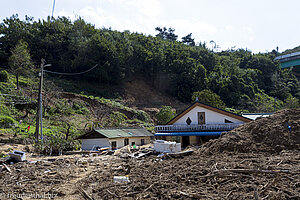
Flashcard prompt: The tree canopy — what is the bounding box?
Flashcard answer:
[0,15,299,112]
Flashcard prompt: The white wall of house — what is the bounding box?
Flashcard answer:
[173,106,244,125]
[81,138,110,150]
[82,137,151,150]
[108,137,151,149]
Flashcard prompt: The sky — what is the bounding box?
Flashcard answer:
[1,0,300,53]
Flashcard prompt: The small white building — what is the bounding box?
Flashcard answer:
[77,127,154,150]
[155,102,252,147]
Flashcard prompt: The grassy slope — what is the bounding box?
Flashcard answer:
[0,71,187,149]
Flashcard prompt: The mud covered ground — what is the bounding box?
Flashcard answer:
[0,150,299,200]
[0,109,299,199]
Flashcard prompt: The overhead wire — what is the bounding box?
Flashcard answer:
[43,64,98,75]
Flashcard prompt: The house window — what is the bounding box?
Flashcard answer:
[141,139,145,145]
[124,138,129,146]
[225,119,233,123]
[111,141,117,150]
[186,117,192,125]
[198,112,205,124]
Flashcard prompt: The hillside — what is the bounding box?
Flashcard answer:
[0,15,299,113]
[0,14,299,155]
[0,70,189,153]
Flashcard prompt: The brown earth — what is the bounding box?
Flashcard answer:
[123,79,188,111]
[201,109,300,154]
[0,151,299,199]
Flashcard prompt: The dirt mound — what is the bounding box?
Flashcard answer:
[124,79,187,110]
[202,109,300,154]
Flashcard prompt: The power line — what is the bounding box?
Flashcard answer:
[44,64,98,75]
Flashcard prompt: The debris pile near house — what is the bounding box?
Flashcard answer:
[112,144,155,159]
[0,145,299,199]
[77,150,300,199]
[201,109,300,154]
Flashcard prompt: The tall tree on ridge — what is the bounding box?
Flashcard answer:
[182,33,195,46]
[155,26,178,41]
[8,40,33,89]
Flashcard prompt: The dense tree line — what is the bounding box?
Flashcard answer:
[0,15,299,112]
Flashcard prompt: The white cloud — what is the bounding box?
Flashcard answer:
[219,41,236,50]
[168,19,217,36]
[242,26,253,33]
[225,25,235,32]
[125,0,162,18]
[55,0,218,42]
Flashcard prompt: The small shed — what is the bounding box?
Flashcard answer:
[77,127,153,150]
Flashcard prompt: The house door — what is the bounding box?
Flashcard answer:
[124,138,129,146]
[111,141,117,150]
[198,112,205,124]
[182,136,190,147]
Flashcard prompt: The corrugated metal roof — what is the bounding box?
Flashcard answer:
[275,51,300,61]
[93,128,153,139]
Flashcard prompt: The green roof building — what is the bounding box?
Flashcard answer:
[77,127,153,150]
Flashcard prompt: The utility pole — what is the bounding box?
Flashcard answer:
[35,59,45,142]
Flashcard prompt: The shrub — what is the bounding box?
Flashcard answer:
[284,94,300,108]
[73,101,89,115]
[134,110,152,122]
[0,115,16,128]
[192,89,226,109]
[156,106,176,125]
[109,111,127,127]
[0,70,8,82]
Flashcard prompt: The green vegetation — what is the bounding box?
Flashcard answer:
[0,115,16,128]
[284,94,300,108]
[0,70,8,82]
[8,40,33,90]
[281,45,300,55]
[156,106,176,125]
[0,14,299,154]
[192,90,226,109]
[0,15,298,113]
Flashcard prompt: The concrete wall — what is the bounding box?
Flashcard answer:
[81,138,110,150]
[108,137,151,149]
[82,137,151,150]
[173,106,244,125]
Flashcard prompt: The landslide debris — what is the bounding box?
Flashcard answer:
[202,109,300,154]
